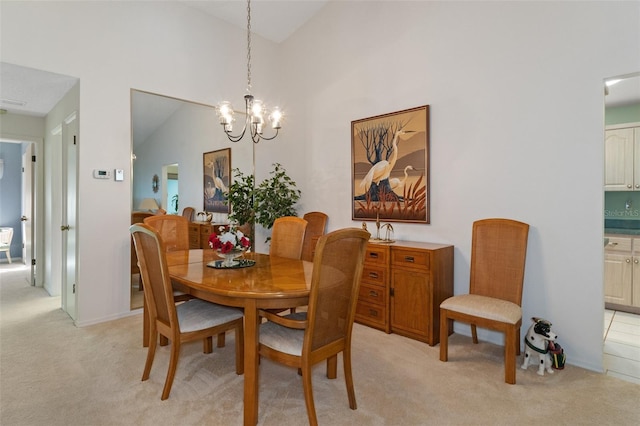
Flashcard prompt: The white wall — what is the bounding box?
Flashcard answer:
[0,1,279,324]
[1,1,639,372]
[274,1,640,371]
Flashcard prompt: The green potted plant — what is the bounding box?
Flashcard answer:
[225,163,301,243]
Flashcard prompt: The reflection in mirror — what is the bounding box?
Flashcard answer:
[165,163,179,214]
[130,90,254,310]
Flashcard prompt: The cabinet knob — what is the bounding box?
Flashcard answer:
[635,259,639,264]
[628,184,633,188]
[369,290,379,297]
[369,272,379,279]
[626,258,631,263]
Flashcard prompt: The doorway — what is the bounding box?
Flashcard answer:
[603,72,640,383]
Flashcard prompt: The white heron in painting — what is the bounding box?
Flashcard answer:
[358,130,413,194]
[389,165,415,193]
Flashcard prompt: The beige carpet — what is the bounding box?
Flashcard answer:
[2,265,639,426]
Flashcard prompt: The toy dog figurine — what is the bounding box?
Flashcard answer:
[521,317,558,376]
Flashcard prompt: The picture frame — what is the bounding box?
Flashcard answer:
[203,148,231,214]
[352,105,430,223]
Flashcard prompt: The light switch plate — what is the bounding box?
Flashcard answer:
[115,169,124,181]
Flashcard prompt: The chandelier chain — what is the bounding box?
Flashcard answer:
[246,0,252,93]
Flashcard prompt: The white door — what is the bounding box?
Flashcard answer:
[21,144,34,284]
[62,113,78,321]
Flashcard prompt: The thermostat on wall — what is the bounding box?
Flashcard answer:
[93,169,111,179]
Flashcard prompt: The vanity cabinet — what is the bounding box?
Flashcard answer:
[605,125,640,191]
[354,240,454,346]
[604,234,640,309]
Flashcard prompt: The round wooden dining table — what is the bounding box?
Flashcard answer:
[165,249,312,425]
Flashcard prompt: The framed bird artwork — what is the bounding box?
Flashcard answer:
[203,148,231,214]
[351,105,430,223]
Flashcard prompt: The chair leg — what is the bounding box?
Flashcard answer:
[471,324,478,344]
[142,325,158,381]
[301,364,318,426]
[217,333,226,348]
[161,340,181,400]
[234,323,244,375]
[516,327,521,356]
[203,336,213,354]
[504,326,517,385]
[326,355,337,379]
[343,348,357,410]
[439,310,450,362]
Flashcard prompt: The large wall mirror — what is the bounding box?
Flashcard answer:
[130,89,254,310]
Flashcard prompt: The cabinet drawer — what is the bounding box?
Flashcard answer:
[361,264,387,286]
[355,302,386,327]
[605,236,632,253]
[391,248,430,271]
[365,245,389,266]
[358,282,387,307]
[188,233,200,249]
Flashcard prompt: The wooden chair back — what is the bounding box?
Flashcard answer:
[143,215,189,252]
[130,224,176,335]
[301,211,328,262]
[269,216,308,259]
[181,207,195,222]
[131,213,153,274]
[306,228,370,352]
[469,218,530,305]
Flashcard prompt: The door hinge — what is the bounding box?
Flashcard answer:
[73,135,77,145]
[390,287,395,297]
[31,258,36,266]
[72,283,76,294]
[32,155,36,162]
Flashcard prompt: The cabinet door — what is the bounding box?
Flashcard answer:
[605,128,635,191]
[604,253,633,305]
[390,268,431,341]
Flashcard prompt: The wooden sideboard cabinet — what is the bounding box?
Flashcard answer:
[188,222,228,249]
[354,240,454,346]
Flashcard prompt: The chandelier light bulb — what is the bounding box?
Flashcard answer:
[270,108,282,129]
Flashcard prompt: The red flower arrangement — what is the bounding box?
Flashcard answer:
[208,226,251,254]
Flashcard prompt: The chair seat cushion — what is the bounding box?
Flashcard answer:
[259,312,307,356]
[177,299,243,333]
[440,294,521,324]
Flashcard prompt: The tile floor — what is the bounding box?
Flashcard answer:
[604,309,640,384]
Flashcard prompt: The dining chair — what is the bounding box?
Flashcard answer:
[269,216,308,260]
[439,218,530,384]
[142,214,204,347]
[301,212,328,262]
[268,216,309,315]
[143,215,189,252]
[181,207,195,222]
[130,223,244,400]
[258,227,370,425]
[0,227,13,264]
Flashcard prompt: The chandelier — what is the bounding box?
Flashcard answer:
[217,0,282,144]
